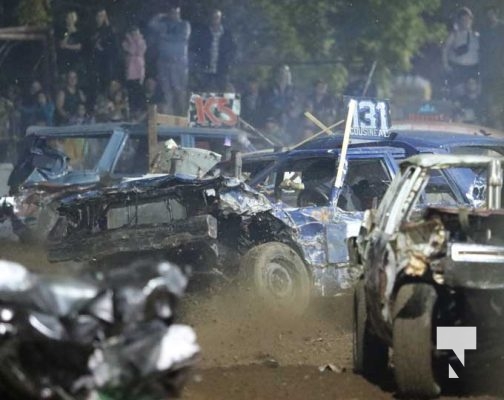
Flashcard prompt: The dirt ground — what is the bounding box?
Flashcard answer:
[0,241,501,400]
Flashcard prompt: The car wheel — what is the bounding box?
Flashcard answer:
[393,283,441,398]
[240,242,311,315]
[353,279,389,378]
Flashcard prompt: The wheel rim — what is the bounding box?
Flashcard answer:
[265,261,295,299]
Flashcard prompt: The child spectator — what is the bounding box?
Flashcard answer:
[122,26,147,113]
[69,103,94,125]
[34,92,55,126]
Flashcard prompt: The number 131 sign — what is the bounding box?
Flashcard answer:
[349,98,391,138]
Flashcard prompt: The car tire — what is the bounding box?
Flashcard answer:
[240,242,311,315]
[393,283,441,398]
[353,279,389,378]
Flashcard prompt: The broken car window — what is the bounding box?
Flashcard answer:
[338,158,391,211]
[276,158,336,208]
[45,136,110,171]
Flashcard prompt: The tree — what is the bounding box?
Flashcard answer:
[169,0,443,91]
[17,0,52,27]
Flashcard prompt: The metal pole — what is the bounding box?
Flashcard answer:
[148,104,158,170]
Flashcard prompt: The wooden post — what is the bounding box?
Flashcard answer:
[148,104,158,171]
[335,99,357,189]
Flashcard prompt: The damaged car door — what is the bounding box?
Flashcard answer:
[246,149,398,297]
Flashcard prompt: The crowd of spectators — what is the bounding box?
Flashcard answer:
[0,4,502,159]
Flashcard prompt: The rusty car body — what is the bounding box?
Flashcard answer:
[353,153,504,397]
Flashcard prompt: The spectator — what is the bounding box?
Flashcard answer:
[20,80,43,129]
[241,77,262,127]
[122,25,147,113]
[89,8,119,99]
[283,98,304,145]
[148,4,191,116]
[95,85,129,122]
[55,70,87,125]
[261,64,296,125]
[69,103,94,125]
[6,84,22,146]
[191,9,236,91]
[143,77,164,107]
[33,92,55,126]
[442,7,479,96]
[479,7,504,124]
[305,79,337,125]
[0,94,14,162]
[109,89,129,122]
[263,116,287,146]
[57,11,84,74]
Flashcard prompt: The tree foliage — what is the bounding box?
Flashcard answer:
[179,0,445,87]
[17,0,52,27]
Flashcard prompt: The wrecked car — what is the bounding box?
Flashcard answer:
[0,258,199,400]
[353,154,504,397]
[241,130,504,296]
[2,122,255,242]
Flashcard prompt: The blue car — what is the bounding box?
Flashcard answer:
[239,128,504,307]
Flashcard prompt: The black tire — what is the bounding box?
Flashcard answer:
[240,242,311,315]
[393,283,441,398]
[353,279,389,378]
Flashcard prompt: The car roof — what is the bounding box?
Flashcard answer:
[401,153,504,169]
[391,120,503,136]
[295,129,504,153]
[25,123,249,138]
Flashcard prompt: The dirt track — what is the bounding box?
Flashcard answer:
[179,287,500,400]
[0,241,500,400]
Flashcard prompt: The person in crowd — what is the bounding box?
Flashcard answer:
[33,92,55,126]
[0,93,15,162]
[108,89,129,122]
[89,8,119,99]
[57,11,84,75]
[305,79,337,125]
[283,98,304,145]
[261,64,296,126]
[263,116,288,146]
[143,77,164,107]
[20,80,44,128]
[148,3,191,115]
[479,6,504,125]
[55,70,87,125]
[191,9,236,91]
[122,25,147,113]
[442,7,479,96]
[69,103,94,125]
[241,77,262,127]
[6,84,22,149]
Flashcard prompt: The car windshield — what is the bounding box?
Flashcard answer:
[40,135,111,171]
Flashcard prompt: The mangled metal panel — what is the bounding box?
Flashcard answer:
[151,139,222,178]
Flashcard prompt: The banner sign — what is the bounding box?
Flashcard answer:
[188,93,241,128]
[346,97,391,138]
